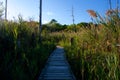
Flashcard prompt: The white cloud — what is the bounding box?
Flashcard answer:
[43,20,49,24]
[46,12,54,16]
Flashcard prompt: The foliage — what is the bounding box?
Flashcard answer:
[42,19,67,32]
[64,9,120,80]
[0,19,55,80]
[0,5,120,80]
[44,9,120,80]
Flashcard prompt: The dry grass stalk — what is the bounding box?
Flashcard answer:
[106,9,114,16]
[87,10,97,18]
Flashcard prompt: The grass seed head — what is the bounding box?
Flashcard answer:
[106,10,114,16]
[87,10,97,18]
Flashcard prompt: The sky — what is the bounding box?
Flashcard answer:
[0,0,119,25]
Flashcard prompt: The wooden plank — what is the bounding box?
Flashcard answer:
[38,46,76,80]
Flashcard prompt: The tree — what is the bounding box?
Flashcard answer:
[48,19,59,32]
[49,19,57,24]
[42,19,66,32]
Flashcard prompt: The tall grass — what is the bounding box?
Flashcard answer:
[65,9,120,80]
[0,18,55,80]
[46,9,120,80]
[0,8,120,80]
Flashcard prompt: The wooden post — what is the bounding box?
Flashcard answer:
[71,37,75,46]
[116,44,120,53]
[39,0,42,42]
[5,0,7,20]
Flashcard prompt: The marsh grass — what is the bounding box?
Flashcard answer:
[45,9,120,80]
[0,19,55,80]
[0,7,120,80]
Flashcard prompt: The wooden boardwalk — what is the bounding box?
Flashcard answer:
[38,46,76,80]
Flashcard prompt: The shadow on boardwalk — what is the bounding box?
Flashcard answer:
[38,46,76,80]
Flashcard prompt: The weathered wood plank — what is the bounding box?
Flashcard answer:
[38,46,76,80]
